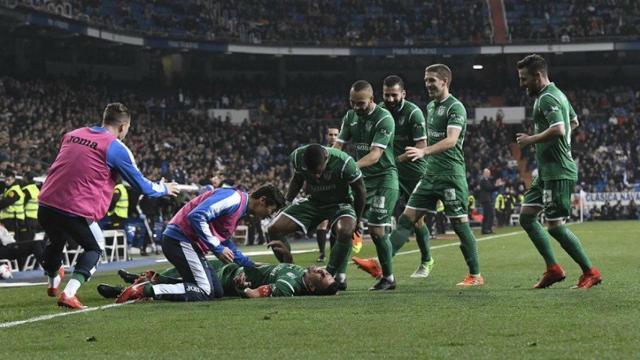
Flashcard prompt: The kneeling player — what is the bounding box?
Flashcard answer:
[117,185,285,303]
[267,144,366,290]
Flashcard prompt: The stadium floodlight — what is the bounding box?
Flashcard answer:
[473,64,484,70]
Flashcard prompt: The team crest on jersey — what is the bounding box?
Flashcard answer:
[373,196,386,208]
[444,188,456,201]
[437,106,445,116]
[322,171,332,180]
[398,116,405,126]
[365,121,373,132]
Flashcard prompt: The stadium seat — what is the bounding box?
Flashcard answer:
[103,229,128,263]
[234,225,249,245]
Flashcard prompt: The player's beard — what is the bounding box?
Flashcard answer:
[384,99,401,111]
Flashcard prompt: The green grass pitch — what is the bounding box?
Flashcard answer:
[1,220,638,359]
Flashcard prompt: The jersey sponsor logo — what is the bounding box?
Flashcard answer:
[428,129,446,138]
[372,195,386,209]
[354,143,370,151]
[444,188,456,201]
[379,128,391,136]
[66,136,98,150]
[309,184,337,192]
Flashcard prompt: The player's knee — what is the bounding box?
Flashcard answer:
[519,213,535,229]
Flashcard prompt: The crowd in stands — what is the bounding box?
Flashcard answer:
[15,0,491,46]
[505,0,640,42]
[11,0,640,45]
[1,76,638,231]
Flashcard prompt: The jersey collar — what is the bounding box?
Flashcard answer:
[435,94,452,104]
[536,82,554,97]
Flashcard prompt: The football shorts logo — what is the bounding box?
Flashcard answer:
[543,190,552,204]
[444,188,456,201]
[373,195,386,208]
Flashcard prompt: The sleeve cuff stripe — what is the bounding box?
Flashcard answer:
[371,143,387,149]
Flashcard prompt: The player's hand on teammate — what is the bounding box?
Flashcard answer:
[233,272,251,290]
[516,133,535,147]
[161,178,180,197]
[404,146,427,161]
[216,247,235,263]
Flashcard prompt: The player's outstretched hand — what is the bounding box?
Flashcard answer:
[405,146,426,162]
[160,178,180,196]
[216,247,235,264]
[267,241,293,263]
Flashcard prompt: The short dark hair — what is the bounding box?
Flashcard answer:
[312,281,340,296]
[383,75,404,89]
[251,184,286,210]
[425,64,452,85]
[3,170,15,178]
[303,144,328,171]
[351,80,373,93]
[102,103,131,126]
[517,54,548,75]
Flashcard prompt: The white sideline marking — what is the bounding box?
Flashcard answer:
[2,226,577,329]
[0,301,134,330]
[0,282,47,288]
[394,230,525,257]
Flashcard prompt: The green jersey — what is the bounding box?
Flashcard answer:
[531,83,578,181]
[379,100,427,179]
[290,145,362,206]
[244,263,308,297]
[216,263,308,297]
[337,105,398,189]
[424,95,467,176]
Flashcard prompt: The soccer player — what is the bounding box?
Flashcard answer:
[116,185,286,303]
[355,65,483,287]
[515,54,601,289]
[334,80,399,290]
[267,143,366,290]
[353,75,434,279]
[99,260,339,299]
[38,103,179,309]
[315,127,341,262]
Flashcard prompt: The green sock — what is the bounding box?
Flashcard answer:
[415,224,431,263]
[390,215,415,255]
[71,272,86,284]
[451,222,480,275]
[548,225,593,272]
[326,240,352,275]
[142,283,155,297]
[519,214,558,266]
[372,232,393,277]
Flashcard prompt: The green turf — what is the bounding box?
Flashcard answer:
[1,221,639,359]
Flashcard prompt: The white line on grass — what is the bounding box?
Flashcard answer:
[0,301,134,330]
[1,225,578,330]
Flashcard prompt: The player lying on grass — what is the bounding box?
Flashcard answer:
[97,258,339,299]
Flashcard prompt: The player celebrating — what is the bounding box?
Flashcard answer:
[334,80,399,290]
[38,103,179,309]
[515,54,601,289]
[355,65,483,287]
[117,185,285,303]
[353,75,433,279]
[267,144,366,290]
